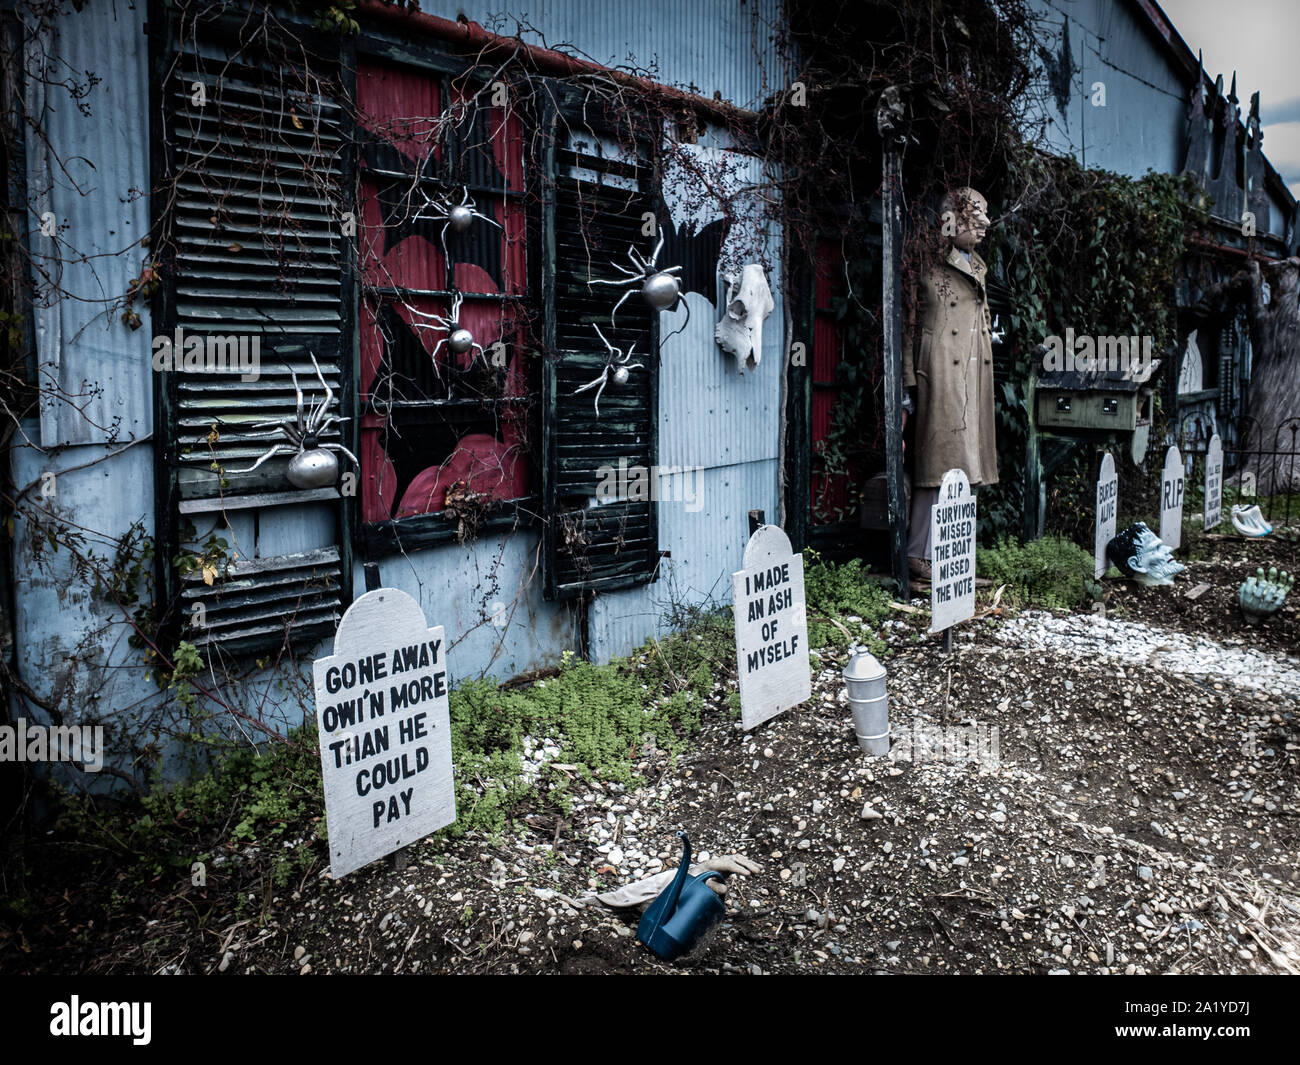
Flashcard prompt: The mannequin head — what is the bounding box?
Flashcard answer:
[941,187,989,251]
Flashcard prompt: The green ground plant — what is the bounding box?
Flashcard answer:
[803,549,892,656]
[977,534,1095,609]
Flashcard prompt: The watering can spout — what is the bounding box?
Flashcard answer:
[636,832,727,961]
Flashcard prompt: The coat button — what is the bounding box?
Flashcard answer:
[951,328,958,335]
[953,358,960,365]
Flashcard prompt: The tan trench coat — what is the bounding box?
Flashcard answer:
[902,248,999,487]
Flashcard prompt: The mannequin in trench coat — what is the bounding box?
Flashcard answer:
[901,188,998,578]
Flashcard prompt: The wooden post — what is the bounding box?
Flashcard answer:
[878,90,910,600]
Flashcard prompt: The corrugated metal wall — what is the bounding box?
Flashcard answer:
[12,0,788,751]
[417,0,785,112]
[11,0,163,771]
[1028,0,1186,176]
[24,0,153,446]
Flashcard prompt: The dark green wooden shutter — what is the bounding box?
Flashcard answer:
[541,92,660,601]
[155,13,355,655]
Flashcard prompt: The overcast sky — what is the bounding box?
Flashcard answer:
[1160,0,1300,198]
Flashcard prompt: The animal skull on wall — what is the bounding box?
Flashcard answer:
[715,264,773,373]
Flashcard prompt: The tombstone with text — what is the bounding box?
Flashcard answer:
[732,525,811,731]
[1095,452,1118,580]
[312,588,455,878]
[929,468,977,634]
[1204,433,1223,531]
[1160,445,1185,549]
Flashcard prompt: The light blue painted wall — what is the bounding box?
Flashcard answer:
[1027,0,1188,177]
[10,0,787,761]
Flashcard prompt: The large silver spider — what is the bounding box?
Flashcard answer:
[573,323,644,419]
[229,353,359,490]
[588,231,690,341]
[413,185,502,261]
[406,289,487,376]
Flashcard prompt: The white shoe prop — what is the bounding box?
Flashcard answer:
[1230,504,1272,537]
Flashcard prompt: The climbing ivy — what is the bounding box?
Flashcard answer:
[990,152,1193,541]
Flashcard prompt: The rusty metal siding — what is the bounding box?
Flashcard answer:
[25,0,153,446]
[415,0,785,111]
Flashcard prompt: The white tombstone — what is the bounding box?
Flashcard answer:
[1159,445,1185,550]
[1094,452,1118,579]
[731,525,811,731]
[312,588,456,879]
[929,468,977,633]
[1204,433,1223,531]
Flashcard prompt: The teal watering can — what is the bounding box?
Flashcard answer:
[637,832,726,961]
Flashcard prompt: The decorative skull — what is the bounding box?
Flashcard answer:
[715,264,774,373]
[1106,522,1185,586]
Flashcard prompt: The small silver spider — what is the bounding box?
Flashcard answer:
[573,323,644,419]
[406,289,487,376]
[413,185,502,261]
[588,231,690,340]
[229,354,359,489]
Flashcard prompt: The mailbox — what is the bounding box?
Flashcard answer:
[1035,356,1160,433]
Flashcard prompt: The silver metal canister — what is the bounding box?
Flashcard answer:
[844,651,889,755]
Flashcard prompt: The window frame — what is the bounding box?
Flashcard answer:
[351,30,541,559]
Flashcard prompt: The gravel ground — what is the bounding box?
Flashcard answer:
[6,538,1299,976]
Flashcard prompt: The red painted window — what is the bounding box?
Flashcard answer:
[356,61,530,530]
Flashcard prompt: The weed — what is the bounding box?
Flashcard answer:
[977,535,1095,609]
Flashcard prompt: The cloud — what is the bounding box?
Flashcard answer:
[1260,121,1300,191]
[1263,96,1300,126]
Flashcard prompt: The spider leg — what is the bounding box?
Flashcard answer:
[229,443,294,474]
[472,209,503,231]
[591,322,615,353]
[589,266,640,285]
[429,338,447,379]
[608,288,633,331]
[591,373,609,418]
[574,367,610,394]
[649,229,666,268]
[322,442,360,466]
[285,364,308,436]
[309,352,334,413]
[469,341,486,370]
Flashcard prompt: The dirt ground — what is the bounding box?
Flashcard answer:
[4,531,1297,975]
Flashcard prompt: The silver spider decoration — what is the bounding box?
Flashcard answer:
[573,323,644,418]
[407,289,487,377]
[588,231,691,342]
[413,185,502,260]
[228,354,359,490]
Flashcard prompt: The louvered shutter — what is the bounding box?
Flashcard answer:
[541,90,660,600]
[155,14,354,655]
